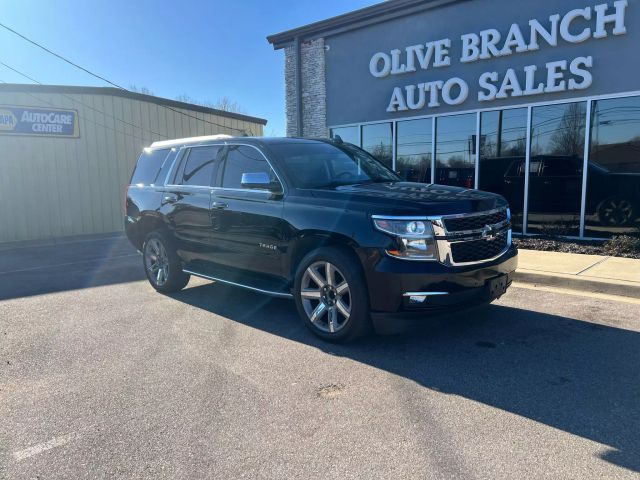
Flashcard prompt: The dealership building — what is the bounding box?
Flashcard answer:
[268,0,640,238]
[0,84,266,243]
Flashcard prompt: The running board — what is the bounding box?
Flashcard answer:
[183,269,294,299]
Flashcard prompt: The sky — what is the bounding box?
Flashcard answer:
[0,0,377,136]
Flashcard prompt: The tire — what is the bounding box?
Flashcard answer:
[597,197,635,226]
[142,231,190,293]
[293,247,371,342]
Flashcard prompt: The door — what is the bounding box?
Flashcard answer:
[163,145,222,265]
[209,144,286,279]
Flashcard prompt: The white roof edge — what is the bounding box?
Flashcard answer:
[150,134,234,149]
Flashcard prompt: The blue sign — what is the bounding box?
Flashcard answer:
[0,105,79,137]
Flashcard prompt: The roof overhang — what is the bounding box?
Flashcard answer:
[0,83,268,125]
[267,0,466,49]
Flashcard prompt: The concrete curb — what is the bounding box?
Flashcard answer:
[514,269,640,299]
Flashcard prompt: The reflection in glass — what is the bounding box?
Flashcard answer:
[435,113,476,188]
[362,123,393,168]
[527,102,586,236]
[585,96,640,237]
[479,108,527,231]
[396,118,432,183]
[330,126,359,146]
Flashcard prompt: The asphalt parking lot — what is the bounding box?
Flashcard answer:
[1,236,639,479]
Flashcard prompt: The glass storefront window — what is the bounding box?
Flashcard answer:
[362,122,393,168]
[435,113,476,188]
[329,93,640,239]
[329,126,359,146]
[585,96,640,237]
[396,118,432,183]
[479,108,527,232]
[527,102,586,236]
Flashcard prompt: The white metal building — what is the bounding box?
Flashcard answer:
[0,84,267,243]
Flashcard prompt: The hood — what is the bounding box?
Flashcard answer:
[308,182,508,216]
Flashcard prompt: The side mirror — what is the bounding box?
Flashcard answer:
[241,172,283,195]
[241,172,271,189]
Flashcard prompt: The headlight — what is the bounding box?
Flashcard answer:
[372,217,438,261]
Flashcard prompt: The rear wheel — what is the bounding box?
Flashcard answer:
[597,197,635,226]
[294,247,370,342]
[143,231,190,293]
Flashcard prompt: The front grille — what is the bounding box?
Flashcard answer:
[444,209,508,232]
[450,232,508,264]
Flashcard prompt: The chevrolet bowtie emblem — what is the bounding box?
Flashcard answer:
[481,224,496,240]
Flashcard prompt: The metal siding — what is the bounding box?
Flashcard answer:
[0,90,265,243]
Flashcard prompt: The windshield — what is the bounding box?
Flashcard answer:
[269,142,400,189]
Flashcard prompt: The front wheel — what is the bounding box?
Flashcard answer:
[294,247,371,342]
[143,231,190,293]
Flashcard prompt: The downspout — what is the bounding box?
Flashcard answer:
[294,36,303,137]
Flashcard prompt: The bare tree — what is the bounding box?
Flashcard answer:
[550,103,586,156]
[506,137,527,157]
[371,142,392,165]
[175,94,247,114]
[447,156,473,168]
[213,96,247,114]
[129,85,154,95]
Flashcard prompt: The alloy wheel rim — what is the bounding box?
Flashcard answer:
[300,261,351,333]
[602,199,633,225]
[145,238,169,286]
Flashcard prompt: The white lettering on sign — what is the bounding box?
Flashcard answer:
[21,111,73,125]
[373,1,628,113]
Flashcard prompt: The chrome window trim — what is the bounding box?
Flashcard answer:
[221,142,287,197]
[160,142,286,197]
[164,143,225,189]
[211,186,271,194]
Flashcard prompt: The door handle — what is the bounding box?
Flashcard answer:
[212,201,228,209]
[162,194,178,204]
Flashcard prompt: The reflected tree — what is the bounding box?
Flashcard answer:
[550,103,586,156]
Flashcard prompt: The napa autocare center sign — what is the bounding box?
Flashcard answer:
[324,0,639,125]
[0,106,79,137]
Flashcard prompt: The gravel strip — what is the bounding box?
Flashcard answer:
[513,236,640,260]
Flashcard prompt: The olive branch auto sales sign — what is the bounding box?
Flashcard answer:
[0,105,79,138]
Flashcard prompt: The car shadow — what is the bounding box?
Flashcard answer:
[0,235,145,301]
[170,281,640,473]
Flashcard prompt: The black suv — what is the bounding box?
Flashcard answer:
[125,135,517,341]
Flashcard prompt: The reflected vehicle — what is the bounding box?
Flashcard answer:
[435,167,475,189]
[502,156,640,227]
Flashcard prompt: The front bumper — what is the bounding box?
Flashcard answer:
[361,245,518,314]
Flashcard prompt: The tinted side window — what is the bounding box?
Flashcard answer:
[542,157,582,176]
[180,146,221,186]
[131,149,170,185]
[221,145,276,189]
[154,148,178,186]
